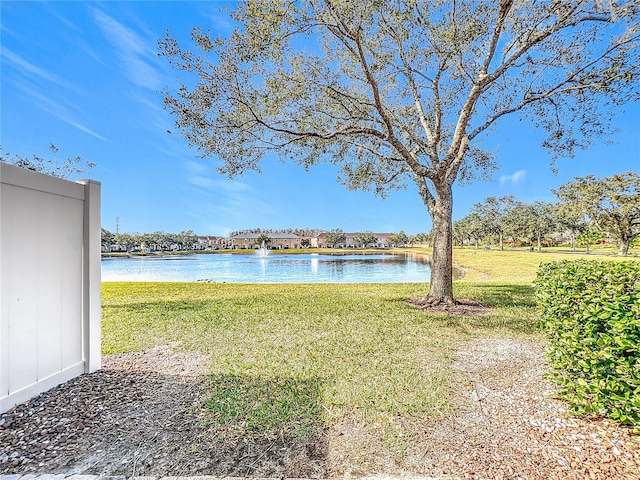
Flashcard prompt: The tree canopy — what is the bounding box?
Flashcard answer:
[554,172,640,255]
[324,228,347,246]
[471,195,518,250]
[161,0,639,303]
[553,201,589,251]
[389,230,409,247]
[504,201,555,252]
[257,232,272,247]
[354,231,378,246]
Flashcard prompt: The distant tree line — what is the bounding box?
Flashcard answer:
[101,227,434,252]
[454,172,639,255]
[101,230,199,252]
[321,228,431,248]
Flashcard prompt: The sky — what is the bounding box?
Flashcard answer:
[1,1,639,237]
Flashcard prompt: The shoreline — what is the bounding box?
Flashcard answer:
[101,247,420,259]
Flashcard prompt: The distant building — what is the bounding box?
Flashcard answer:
[197,235,229,250]
[229,232,300,249]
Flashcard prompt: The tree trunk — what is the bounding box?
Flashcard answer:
[499,231,504,250]
[537,232,542,252]
[618,237,630,256]
[428,185,455,304]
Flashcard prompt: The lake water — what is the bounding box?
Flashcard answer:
[101,253,432,283]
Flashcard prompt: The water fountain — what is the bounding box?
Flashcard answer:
[255,241,270,258]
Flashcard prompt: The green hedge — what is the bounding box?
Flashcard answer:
[536,260,640,429]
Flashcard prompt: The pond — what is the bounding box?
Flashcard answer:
[101,252,433,283]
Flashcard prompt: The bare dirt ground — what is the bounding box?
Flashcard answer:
[2,341,639,479]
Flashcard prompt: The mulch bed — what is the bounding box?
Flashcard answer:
[408,297,491,316]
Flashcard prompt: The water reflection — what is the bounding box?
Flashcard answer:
[102,253,439,283]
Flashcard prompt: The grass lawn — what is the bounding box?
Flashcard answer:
[101,248,638,439]
[450,245,639,282]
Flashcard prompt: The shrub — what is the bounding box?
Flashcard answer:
[536,260,640,429]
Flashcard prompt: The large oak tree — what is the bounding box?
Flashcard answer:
[160,0,639,304]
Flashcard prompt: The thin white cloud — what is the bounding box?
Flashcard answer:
[58,116,108,141]
[213,178,251,193]
[183,173,275,223]
[185,160,210,175]
[499,169,527,187]
[92,8,161,90]
[1,47,73,89]
[187,174,251,195]
[202,194,275,219]
[48,9,83,33]
[76,39,106,65]
[14,81,74,114]
[187,175,216,188]
[11,83,107,141]
[13,82,107,141]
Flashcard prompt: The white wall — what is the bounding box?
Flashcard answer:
[0,163,101,413]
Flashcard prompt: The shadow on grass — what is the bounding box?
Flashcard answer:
[202,374,328,477]
[457,283,537,308]
[206,374,323,432]
[432,283,541,336]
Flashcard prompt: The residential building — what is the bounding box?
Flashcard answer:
[229,232,300,249]
[197,235,229,250]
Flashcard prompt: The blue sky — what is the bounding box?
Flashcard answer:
[2,1,638,237]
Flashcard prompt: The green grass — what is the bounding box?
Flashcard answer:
[103,284,538,435]
[101,250,638,437]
